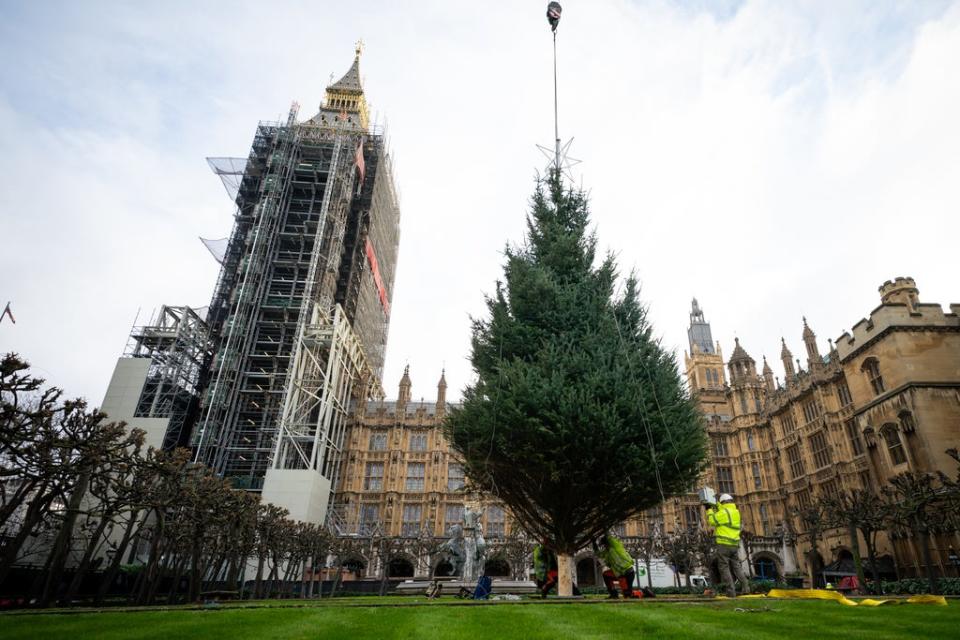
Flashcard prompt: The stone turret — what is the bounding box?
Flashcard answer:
[688,298,715,355]
[802,317,822,370]
[436,369,447,415]
[728,338,757,385]
[780,338,796,383]
[398,364,412,410]
[879,277,919,310]
[762,356,775,392]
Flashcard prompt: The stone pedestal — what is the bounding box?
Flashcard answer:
[394,578,538,596]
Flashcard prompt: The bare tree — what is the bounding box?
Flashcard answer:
[822,489,891,594]
[795,501,828,588]
[625,533,663,589]
[884,471,949,595]
[490,531,533,580]
[661,529,700,588]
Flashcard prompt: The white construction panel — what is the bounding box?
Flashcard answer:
[261,469,332,524]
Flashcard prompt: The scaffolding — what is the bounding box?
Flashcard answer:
[193,104,397,503]
[126,305,211,450]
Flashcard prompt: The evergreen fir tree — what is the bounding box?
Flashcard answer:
[445,173,707,591]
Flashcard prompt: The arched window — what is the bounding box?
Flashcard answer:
[343,557,367,578]
[861,358,885,395]
[434,559,454,577]
[387,557,415,578]
[483,558,511,577]
[747,433,756,451]
[880,424,907,466]
[754,556,777,580]
[577,557,600,586]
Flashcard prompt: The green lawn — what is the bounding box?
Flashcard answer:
[2,599,956,639]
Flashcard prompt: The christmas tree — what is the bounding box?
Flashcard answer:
[445,172,707,595]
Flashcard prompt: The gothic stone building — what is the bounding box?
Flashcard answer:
[334,276,959,584]
[331,368,515,579]
[659,276,960,583]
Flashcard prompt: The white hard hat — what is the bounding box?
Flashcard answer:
[719,493,734,503]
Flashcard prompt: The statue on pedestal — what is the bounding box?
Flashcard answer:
[461,505,487,581]
[439,524,466,577]
[438,506,487,581]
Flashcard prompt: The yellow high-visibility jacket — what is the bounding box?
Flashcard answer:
[707,502,742,547]
[599,536,634,576]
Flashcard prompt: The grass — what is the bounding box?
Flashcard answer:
[1,598,957,639]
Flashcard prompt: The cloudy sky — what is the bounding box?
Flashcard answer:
[1,1,958,405]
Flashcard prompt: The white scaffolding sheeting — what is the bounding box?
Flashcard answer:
[199,237,228,264]
[206,157,248,201]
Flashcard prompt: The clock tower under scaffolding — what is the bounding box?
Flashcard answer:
[193,46,400,523]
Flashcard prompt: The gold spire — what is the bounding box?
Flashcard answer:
[319,45,369,129]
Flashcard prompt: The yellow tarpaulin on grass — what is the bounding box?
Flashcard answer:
[758,589,948,607]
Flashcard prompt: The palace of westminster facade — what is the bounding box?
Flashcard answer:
[333,276,959,583]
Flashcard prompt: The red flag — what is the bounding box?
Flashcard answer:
[355,139,366,184]
[1,302,15,324]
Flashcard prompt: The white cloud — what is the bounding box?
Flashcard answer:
[0,1,957,404]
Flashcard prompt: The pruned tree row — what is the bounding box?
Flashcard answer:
[0,353,332,607]
[796,455,960,595]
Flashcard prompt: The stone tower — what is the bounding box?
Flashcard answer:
[802,317,822,371]
[879,277,920,310]
[688,298,716,355]
[436,369,448,416]
[762,356,775,392]
[683,299,728,417]
[780,338,796,383]
[398,365,412,410]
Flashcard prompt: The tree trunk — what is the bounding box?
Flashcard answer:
[95,508,141,604]
[167,554,189,604]
[915,524,939,595]
[557,553,574,597]
[301,558,310,599]
[0,477,39,530]
[283,557,300,598]
[864,533,882,595]
[64,512,113,604]
[139,528,170,605]
[267,557,280,598]
[188,538,202,602]
[808,541,820,588]
[844,524,866,594]
[0,485,54,584]
[135,519,164,604]
[40,470,91,607]
[254,553,266,599]
[226,552,242,593]
[330,560,344,598]
[379,552,389,597]
[145,540,174,605]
